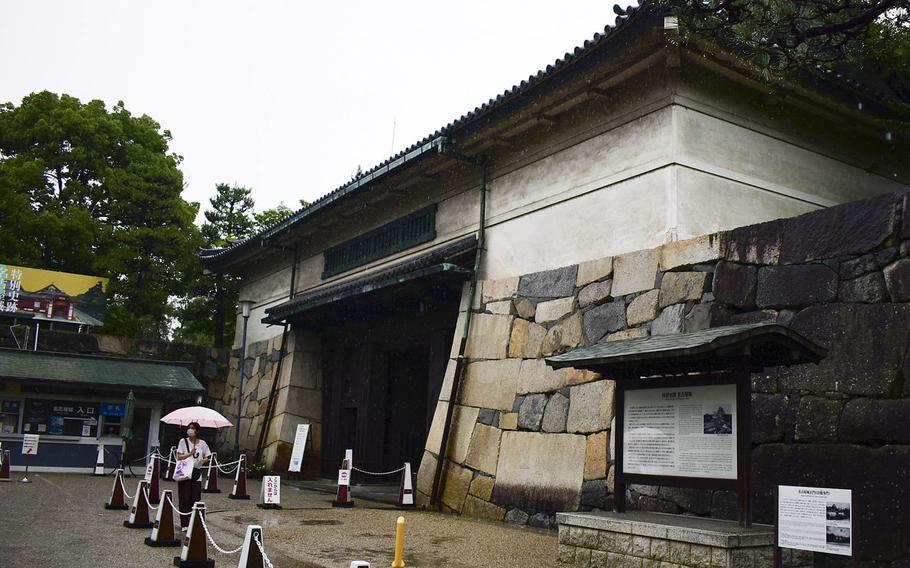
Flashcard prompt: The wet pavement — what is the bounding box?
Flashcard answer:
[0,473,556,567]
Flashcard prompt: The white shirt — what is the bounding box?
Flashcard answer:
[177,437,211,459]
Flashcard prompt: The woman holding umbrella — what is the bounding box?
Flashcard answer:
[175,421,211,530]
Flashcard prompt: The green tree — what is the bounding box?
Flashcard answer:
[0,91,200,338]
[253,202,294,231]
[201,183,255,247]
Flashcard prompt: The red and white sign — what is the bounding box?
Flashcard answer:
[337,469,351,486]
[143,456,156,481]
[261,475,281,505]
[21,434,39,455]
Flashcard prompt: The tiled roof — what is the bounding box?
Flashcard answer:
[0,349,204,393]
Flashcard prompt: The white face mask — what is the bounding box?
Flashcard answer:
[187,429,197,437]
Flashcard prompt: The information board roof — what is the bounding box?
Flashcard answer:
[546,323,826,376]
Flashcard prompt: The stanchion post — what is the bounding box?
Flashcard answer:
[391,516,405,568]
[146,489,180,548]
[174,501,214,568]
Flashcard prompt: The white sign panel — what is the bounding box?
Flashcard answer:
[337,468,351,486]
[779,485,852,557]
[21,434,39,455]
[262,475,281,504]
[288,424,309,472]
[623,384,737,479]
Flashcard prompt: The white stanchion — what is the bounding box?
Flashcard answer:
[93,442,106,476]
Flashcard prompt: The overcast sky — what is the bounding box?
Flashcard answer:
[1,1,617,221]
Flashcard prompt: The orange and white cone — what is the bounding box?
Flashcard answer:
[173,501,214,568]
[0,449,11,482]
[398,462,414,507]
[124,480,154,529]
[228,454,250,500]
[105,468,130,510]
[147,454,161,505]
[237,525,265,568]
[333,465,354,508]
[145,489,180,547]
[202,453,220,494]
[92,442,106,476]
[164,446,177,481]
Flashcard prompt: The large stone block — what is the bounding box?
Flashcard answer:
[723,218,786,265]
[518,265,578,298]
[462,495,506,521]
[542,392,570,433]
[838,271,887,303]
[840,398,910,444]
[567,380,614,434]
[486,300,512,315]
[564,368,602,386]
[580,479,609,509]
[469,474,495,501]
[577,257,613,287]
[518,394,547,431]
[884,258,910,301]
[756,265,837,308]
[752,444,910,557]
[415,450,437,496]
[514,297,536,319]
[651,304,686,336]
[578,280,613,308]
[659,271,708,308]
[441,462,474,512]
[607,327,649,342]
[461,359,522,410]
[713,261,757,309]
[779,194,900,264]
[517,358,566,395]
[751,394,786,444]
[584,431,608,480]
[583,300,627,344]
[780,304,910,396]
[612,249,659,297]
[661,234,724,271]
[541,312,583,356]
[536,297,575,323]
[482,277,519,303]
[465,314,513,360]
[465,423,502,474]
[794,396,844,442]
[626,289,660,326]
[493,431,586,512]
[425,403,479,464]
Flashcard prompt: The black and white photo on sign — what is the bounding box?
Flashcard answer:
[826,502,851,521]
[826,525,850,546]
[703,404,733,435]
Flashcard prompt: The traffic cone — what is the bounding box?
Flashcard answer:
[0,450,10,482]
[125,480,154,529]
[228,454,250,500]
[202,453,220,494]
[237,525,265,568]
[92,442,106,476]
[105,468,130,510]
[147,454,161,505]
[164,446,177,481]
[398,462,414,507]
[173,501,214,568]
[333,467,354,508]
[146,489,180,547]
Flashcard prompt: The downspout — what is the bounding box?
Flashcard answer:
[430,142,487,509]
[254,243,298,464]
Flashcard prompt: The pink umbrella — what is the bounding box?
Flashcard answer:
[160,406,232,428]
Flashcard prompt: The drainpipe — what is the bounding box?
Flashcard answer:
[254,244,298,464]
[430,141,487,509]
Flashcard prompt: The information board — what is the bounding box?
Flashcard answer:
[623,384,737,479]
[21,434,39,455]
[288,424,309,472]
[23,399,98,437]
[779,485,852,557]
[261,475,281,505]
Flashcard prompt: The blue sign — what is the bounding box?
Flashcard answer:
[100,403,124,417]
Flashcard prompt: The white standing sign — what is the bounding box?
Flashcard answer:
[261,475,281,505]
[21,434,39,455]
[623,384,737,479]
[779,485,852,557]
[288,424,310,472]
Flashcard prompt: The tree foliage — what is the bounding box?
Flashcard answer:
[661,0,910,110]
[0,91,201,338]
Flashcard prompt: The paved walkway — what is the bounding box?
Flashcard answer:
[0,473,556,567]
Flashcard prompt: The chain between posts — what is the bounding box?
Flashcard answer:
[254,533,275,568]
[351,465,406,476]
[199,515,244,555]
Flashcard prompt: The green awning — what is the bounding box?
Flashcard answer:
[0,349,204,393]
[546,323,826,375]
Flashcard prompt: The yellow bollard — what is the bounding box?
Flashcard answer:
[391,515,405,568]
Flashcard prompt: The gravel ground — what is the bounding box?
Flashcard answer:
[0,473,556,567]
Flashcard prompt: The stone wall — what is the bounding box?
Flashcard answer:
[209,330,322,474]
[417,192,910,565]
